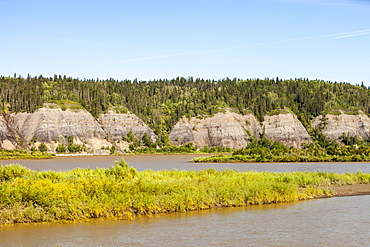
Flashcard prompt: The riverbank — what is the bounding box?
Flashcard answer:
[329,184,370,197]
[192,153,370,163]
[0,149,55,160]
[0,160,369,226]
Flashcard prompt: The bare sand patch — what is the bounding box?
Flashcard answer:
[329,184,370,197]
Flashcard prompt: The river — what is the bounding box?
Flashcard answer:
[0,155,369,246]
[1,154,370,173]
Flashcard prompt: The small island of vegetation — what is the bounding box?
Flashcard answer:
[0,159,369,226]
[193,134,370,163]
[0,149,55,160]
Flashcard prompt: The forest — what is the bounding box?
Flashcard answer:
[1,74,369,134]
[1,74,370,157]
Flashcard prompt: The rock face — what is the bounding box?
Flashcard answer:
[11,104,112,154]
[98,111,157,142]
[98,111,157,152]
[3,105,370,153]
[0,114,19,149]
[170,111,314,149]
[0,105,158,154]
[312,113,370,140]
[262,113,313,148]
[169,111,262,149]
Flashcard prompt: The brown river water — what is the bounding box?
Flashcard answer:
[1,155,369,246]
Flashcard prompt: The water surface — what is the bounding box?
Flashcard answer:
[1,155,369,246]
[1,154,370,173]
[0,196,369,246]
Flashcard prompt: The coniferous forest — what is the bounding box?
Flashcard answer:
[1,75,370,134]
[1,76,370,225]
[2,75,370,160]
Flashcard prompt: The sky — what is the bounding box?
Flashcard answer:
[1,0,370,85]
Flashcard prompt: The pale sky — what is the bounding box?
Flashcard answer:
[1,0,370,85]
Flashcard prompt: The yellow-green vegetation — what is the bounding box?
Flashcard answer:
[193,135,370,163]
[192,151,370,163]
[105,104,129,114]
[0,149,55,160]
[134,143,233,154]
[266,107,293,116]
[322,106,361,116]
[48,100,84,111]
[3,75,370,145]
[0,160,369,226]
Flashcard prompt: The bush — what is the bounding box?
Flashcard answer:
[56,144,67,153]
[110,145,116,154]
[0,162,368,225]
[38,143,48,152]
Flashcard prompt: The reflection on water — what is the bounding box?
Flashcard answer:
[0,196,369,246]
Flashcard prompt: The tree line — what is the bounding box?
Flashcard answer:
[1,74,370,137]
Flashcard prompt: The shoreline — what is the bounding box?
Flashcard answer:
[1,184,369,228]
[5,152,370,163]
[0,183,369,228]
[328,184,370,197]
[0,163,369,227]
[55,153,208,156]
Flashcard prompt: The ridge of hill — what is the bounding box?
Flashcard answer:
[1,75,370,153]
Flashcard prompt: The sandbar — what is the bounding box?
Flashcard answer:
[329,184,370,197]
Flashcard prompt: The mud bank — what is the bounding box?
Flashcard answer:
[330,184,370,197]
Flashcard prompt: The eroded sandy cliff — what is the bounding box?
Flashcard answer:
[3,106,370,153]
[10,104,112,153]
[170,111,313,149]
[98,111,157,141]
[0,115,19,149]
[263,113,313,148]
[169,111,262,149]
[312,113,370,140]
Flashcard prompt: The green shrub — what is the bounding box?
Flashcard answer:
[56,144,67,153]
[38,143,48,152]
[0,161,368,225]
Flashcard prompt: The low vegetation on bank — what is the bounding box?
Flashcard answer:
[2,75,370,147]
[0,149,55,160]
[1,160,369,226]
[133,143,233,154]
[193,136,370,163]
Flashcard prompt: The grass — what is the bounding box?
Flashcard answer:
[0,160,369,226]
[0,149,55,160]
[192,153,370,163]
[132,144,233,155]
[266,107,292,116]
[192,144,370,163]
[47,100,84,111]
[322,107,361,116]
